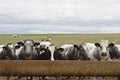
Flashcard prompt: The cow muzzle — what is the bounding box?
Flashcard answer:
[101,52,107,57]
[25,53,32,59]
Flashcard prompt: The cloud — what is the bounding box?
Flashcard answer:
[0,0,120,20]
[0,24,120,34]
[0,0,120,33]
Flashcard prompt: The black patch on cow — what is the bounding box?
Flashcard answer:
[17,42,24,46]
[73,45,78,49]
[0,46,15,60]
[95,43,101,47]
[15,45,20,49]
[108,43,114,47]
[34,42,40,46]
[109,46,120,59]
[57,48,64,52]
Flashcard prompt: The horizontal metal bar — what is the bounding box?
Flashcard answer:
[0,60,119,76]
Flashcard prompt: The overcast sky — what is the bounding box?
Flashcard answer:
[0,0,120,34]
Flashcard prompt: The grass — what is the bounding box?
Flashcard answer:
[0,34,120,46]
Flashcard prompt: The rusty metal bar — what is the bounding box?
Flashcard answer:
[0,60,120,77]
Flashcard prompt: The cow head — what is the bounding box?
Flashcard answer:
[108,43,120,59]
[37,42,58,60]
[23,39,35,59]
[108,43,114,48]
[95,40,110,61]
[1,43,16,60]
[73,45,81,60]
[78,43,91,60]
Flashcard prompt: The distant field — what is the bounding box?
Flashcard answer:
[0,34,120,46]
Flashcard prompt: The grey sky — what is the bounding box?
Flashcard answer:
[0,0,120,34]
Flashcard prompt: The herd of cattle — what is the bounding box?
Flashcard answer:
[0,39,120,61]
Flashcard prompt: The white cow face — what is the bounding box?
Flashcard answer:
[95,40,110,60]
[24,40,34,47]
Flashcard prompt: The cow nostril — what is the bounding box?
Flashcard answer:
[26,55,30,57]
[101,52,107,56]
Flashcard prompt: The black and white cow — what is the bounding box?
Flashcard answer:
[79,42,96,60]
[37,41,61,60]
[94,40,112,61]
[79,40,112,61]
[15,40,39,80]
[15,39,38,60]
[58,44,80,60]
[109,43,120,59]
[0,43,16,60]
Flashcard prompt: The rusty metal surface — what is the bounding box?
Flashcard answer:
[0,60,120,77]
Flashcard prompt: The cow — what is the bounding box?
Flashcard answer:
[109,43,120,60]
[15,39,38,60]
[41,35,52,41]
[15,40,39,80]
[0,45,5,59]
[79,42,96,60]
[93,40,111,61]
[79,40,112,61]
[37,41,60,60]
[12,34,21,39]
[0,43,16,60]
[36,42,62,80]
[58,44,80,60]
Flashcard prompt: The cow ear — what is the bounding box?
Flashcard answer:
[17,42,24,46]
[95,43,100,47]
[2,46,7,50]
[108,43,114,47]
[34,42,40,46]
[15,45,20,49]
[73,45,78,49]
[21,43,24,46]
[57,48,64,52]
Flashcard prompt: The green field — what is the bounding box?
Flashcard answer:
[0,34,120,46]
